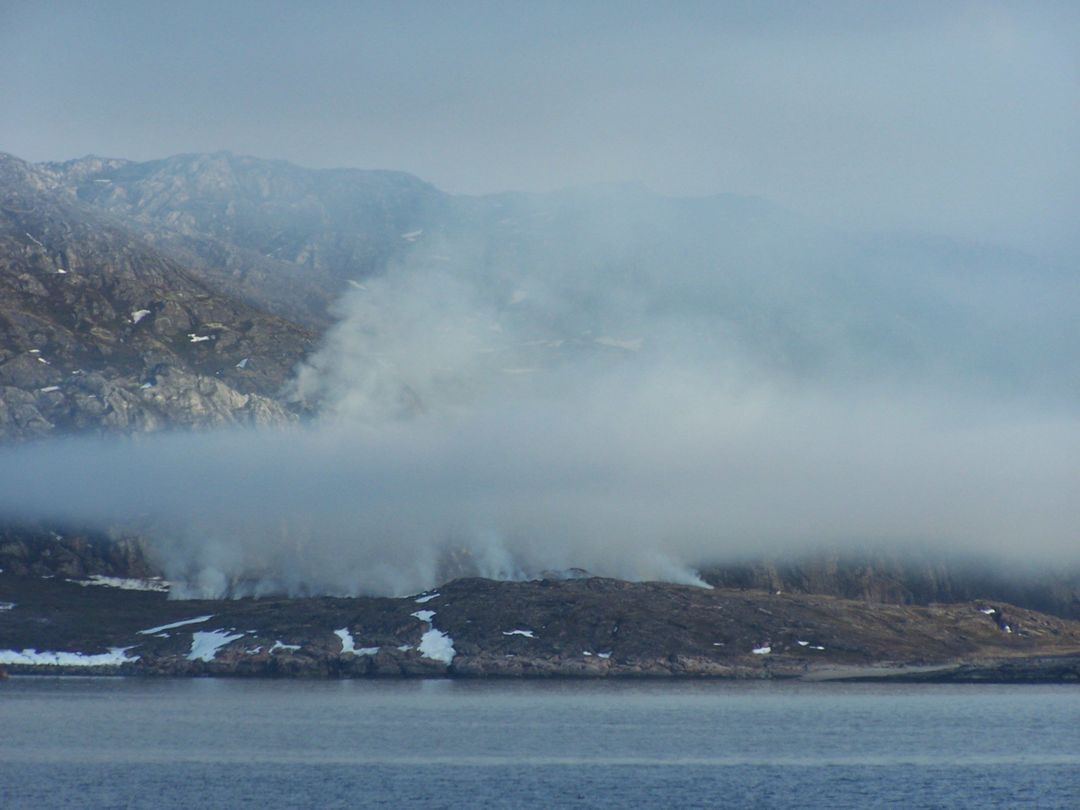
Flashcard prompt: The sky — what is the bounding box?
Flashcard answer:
[2,1,1078,257]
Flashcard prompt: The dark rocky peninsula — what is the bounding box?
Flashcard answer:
[3,572,1079,682]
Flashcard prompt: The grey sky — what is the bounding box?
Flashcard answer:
[2,1,1078,254]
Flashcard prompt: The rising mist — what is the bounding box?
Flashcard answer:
[1,196,1077,597]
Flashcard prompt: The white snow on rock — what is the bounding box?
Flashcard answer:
[70,575,169,593]
[57,268,67,274]
[597,652,612,659]
[270,640,301,653]
[752,646,772,655]
[595,336,643,351]
[188,334,212,343]
[140,382,154,389]
[37,356,50,364]
[811,645,825,651]
[131,309,151,324]
[979,607,997,615]
[139,615,214,635]
[583,651,593,656]
[502,629,536,638]
[797,640,810,647]
[411,610,436,623]
[0,602,14,610]
[334,628,379,656]
[187,630,245,662]
[235,357,248,369]
[418,629,456,664]
[414,592,440,604]
[38,386,60,393]
[0,646,138,667]
[25,232,44,247]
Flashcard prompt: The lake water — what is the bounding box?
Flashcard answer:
[2,678,1078,808]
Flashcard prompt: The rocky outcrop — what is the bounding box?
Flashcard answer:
[3,574,1079,681]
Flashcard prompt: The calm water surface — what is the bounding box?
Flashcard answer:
[1,677,1078,808]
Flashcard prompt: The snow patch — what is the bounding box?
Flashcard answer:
[502,629,536,638]
[418,629,456,663]
[979,607,997,615]
[752,646,772,655]
[70,575,169,593]
[235,357,248,369]
[411,610,436,623]
[0,646,138,667]
[597,652,612,659]
[270,640,301,653]
[188,334,212,343]
[0,602,14,610]
[131,309,151,324]
[334,628,379,656]
[38,386,60,393]
[25,232,44,247]
[139,615,214,635]
[187,630,245,662]
[797,641,810,647]
[414,592,440,604]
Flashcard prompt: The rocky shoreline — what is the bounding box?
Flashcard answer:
[3,572,1080,682]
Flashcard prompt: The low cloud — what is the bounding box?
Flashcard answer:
[2,229,1078,597]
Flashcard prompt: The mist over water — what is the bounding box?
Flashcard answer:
[1,204,1078,598]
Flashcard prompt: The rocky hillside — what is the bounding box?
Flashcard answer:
[38,152,447,328]
[0,153,314,441]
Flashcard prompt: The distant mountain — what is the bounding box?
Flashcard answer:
[0,153,313,441]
